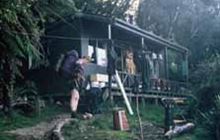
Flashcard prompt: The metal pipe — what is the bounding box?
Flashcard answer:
[108,24,112,39]
[114,70,134,115]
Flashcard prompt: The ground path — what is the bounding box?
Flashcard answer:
[141,122,164,140]
[4,114,70,140]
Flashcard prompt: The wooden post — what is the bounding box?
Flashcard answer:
[141,37,144,48]
[121,49,124,72]
[128,91,132,102]
[107,24,113,103]
[155,97,159,105]
[81,38,89,57]
[141,98,146,108]
[165,47,169,80]
[185,52,189,87]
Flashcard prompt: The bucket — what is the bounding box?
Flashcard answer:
[113,108,129,131]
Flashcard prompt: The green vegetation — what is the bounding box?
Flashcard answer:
[0,134,16,140]
[1,0,220,139]
[173,126,214,140]
[63,104,212,140]
[0,0,132,117]
[63,104,164,140]
[0,0,46,116]
[174,135,196,140]
[0,102,210,140]
[63,116,138,140]
[137,1,220,139]
[189,56,220,139]
[138,104,164,125]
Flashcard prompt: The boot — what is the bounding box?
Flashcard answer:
[71,111,78,118]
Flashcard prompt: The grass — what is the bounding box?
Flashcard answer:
[0,104,68,140]
[63,103,211,140]
[138,104,164,125]
[0,102,208,140]
[0,134,16,140]
[173,126,214,140]
[63,103,164,140]
[63,113,138,140]
[173,132,203,140]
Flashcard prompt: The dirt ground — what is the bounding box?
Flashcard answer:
[4,114,70,140]
[141,122,164,140]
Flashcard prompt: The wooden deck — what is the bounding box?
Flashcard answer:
[111,92,187,100]
[41,87,189,98]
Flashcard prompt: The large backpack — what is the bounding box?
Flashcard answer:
[56,50,83,80]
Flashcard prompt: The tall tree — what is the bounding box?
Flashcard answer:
[137,1,220,138]
[0,0,46,115]
[137,0,220,64]
[73,0,132,18]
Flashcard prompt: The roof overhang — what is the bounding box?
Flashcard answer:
[48,13,188,53]
[74,13,188,53]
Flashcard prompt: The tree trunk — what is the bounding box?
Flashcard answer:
[2,56,13,117]
[2,84,11,116]
[216,124,220,140]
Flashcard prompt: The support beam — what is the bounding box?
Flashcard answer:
[81,38,89,57]
[185,53,189,85]
[141,37,144,48]
[141,98,146,108]
[165,47,169,80]
[107,24,113,103]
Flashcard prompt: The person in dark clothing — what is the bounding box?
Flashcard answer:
[86,81,106,114]
[107,43,117,99]
[107,45,117,75]
[69,57,89,118]
[57,50,90,118]
[141,51,150,91]
[88,87,102,113]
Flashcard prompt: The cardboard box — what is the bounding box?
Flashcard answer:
[113,108,130,131]
[90,74,108,82]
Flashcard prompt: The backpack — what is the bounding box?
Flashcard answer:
[56,50,83,80]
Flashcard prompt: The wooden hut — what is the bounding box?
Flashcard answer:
[41,13,189,101]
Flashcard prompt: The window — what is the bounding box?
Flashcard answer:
[88,40,107,67]
[167,49,186,82]
[96,47,107,66]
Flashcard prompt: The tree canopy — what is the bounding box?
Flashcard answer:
[137,0,220,64]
